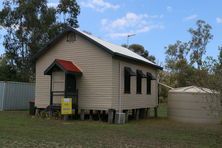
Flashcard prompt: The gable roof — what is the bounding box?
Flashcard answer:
[33,27,163,70]
[44,59,82,75]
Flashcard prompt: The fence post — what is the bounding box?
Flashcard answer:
[1,82,6,110]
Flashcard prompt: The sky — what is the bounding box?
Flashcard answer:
[0,0,222,64]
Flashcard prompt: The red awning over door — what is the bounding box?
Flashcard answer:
[44,59,82,75]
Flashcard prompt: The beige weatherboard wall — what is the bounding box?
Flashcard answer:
[35,33,113,109]
[111,59,158,110]
[168,86,222,124]
[35,27,161,111]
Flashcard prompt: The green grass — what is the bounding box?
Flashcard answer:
[0,105,222,148]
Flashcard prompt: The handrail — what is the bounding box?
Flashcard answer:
[51,91,78,96]
[51,90,78,104]
[158,82,174,89]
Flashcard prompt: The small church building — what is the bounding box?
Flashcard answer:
[33,27,162,123]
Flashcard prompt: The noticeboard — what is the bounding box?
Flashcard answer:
[61,98,72,115]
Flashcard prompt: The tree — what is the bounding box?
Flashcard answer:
[0,0,80,82]
[189,20,213,69]
[127,44,156,63]
[211,46,222,97]
[0,55,18,81]
[158,71,176,101]
[218,46,222,66]
[165,41,189,71]
[163,20,221,117]
[57,0,80,28]
[164,20,213,87]
[121,44,128,48]
[165,41,195,87]
[0,0,80,81]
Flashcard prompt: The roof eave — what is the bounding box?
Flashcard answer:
[113,53,163,70]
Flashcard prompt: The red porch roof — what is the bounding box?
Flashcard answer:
[44,59,82,75]
[55,59,81,73]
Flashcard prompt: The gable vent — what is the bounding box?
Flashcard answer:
[66,32,76,42]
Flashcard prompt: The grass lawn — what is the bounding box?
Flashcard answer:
[0,104,221,148]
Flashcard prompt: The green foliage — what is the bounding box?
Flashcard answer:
[0,55,18,81]
[57,0,80,28]
[165,41,190,72]
[0,0,80,82]
[163,20,222,105]
[208,47,222,97]
[158,71,174,100]
[165,41,196,87]
[129,44,145,55]
[121,44,128,48]
[164,20,214,88]
[128,44,156,63]
[218,46,222,65]
[189,20,213,69]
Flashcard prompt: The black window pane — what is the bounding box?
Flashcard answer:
[124,68,131,93]
[136,70,142,94]
[147,73,151,94]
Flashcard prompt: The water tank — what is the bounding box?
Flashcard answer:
[168,86,222,124]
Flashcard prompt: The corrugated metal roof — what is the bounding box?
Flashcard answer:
[76,29,157,66]
[169,86,217,94]
[33,27,163,70]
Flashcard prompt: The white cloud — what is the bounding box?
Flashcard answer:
[184,14,198,21]
[166,6,173,12]
[47,2,58,8]
[80,0,120,12]
[109,32,131,38]
[216,17,222,24]
[101,12,164,38]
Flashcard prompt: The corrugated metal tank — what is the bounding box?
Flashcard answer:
[168,86,222,124]
[0,81,35,111]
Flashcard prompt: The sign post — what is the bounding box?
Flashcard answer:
[61,98,72,115]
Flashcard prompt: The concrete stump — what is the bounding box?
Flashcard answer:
[80,109,85,121]
[132,109,136,119]
[154,107,158,118]
[124,110,129,123]
[35,108,40,116]
[136,109,140,120]
[139,109,146,119]
[89,110,93,120]
[63,115,69,121]
[146,108,150,118]
[98,110,101,121]
[108,109,114,124]
[102,110,106,121]
[75,109,78,119]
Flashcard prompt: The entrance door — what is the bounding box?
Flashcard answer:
[65,73,76,97]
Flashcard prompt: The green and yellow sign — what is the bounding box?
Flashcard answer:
[61,98,72,115]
